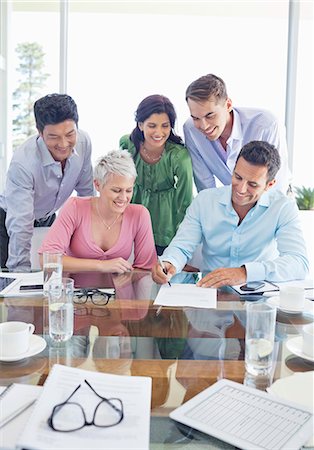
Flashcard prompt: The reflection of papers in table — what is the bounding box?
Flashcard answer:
[153,283,217,308]
[17,364,151,450]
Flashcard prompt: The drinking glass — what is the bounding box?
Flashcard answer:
[43,251,62,296]
[48,277,74,342]
[245,301,276,376]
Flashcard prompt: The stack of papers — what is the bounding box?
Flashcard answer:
[0,272,44,297]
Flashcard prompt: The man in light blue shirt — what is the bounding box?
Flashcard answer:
[184,74,290,194]
[0,94,94,271]
[152,141,308,287]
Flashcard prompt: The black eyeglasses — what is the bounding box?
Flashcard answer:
[47,379,124,432]
[73,288,115,306]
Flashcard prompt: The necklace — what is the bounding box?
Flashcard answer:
[96,200,121,230]
[142,145,164,163]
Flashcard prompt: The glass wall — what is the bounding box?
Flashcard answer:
[293,1,313,188]
[9,4,60,162]
[6,0,313,189]
[67,2,289,167]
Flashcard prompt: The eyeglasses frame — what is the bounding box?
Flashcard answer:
[73,288,114,305]
[47,379,124,432]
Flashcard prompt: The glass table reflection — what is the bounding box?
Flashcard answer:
[0,270,313,449]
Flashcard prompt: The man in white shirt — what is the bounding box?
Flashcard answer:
[0,94,94,271]
[183,74,290,193]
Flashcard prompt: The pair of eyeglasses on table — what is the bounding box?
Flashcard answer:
[47,379,124,432]
[73,288,115,306]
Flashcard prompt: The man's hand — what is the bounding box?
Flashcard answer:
[196,266,247,288]
[152,261,176,284]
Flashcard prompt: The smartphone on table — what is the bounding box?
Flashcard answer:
[20,284,44,291]
[240,282,265,292]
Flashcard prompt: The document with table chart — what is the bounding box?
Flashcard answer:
[170,378,313,450]
[16,364,152,450]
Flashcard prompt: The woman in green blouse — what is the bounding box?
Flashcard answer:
[120,95,193,256]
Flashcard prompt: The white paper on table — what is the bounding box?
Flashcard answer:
[0,384,42,450]
[153,283,217,308]
[16,364,152,450]
[0,271,44,297]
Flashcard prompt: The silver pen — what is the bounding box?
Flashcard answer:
[158,256,171,287]
[0,383,13,399]
[0,399,37,429]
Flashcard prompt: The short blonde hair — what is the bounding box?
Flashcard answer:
[94,149,137,187]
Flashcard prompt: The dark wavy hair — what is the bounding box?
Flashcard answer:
[130,95,183,154]
[34,93,78,132]
[236,141,281,181]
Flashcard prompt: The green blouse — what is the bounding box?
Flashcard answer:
[119,135,193,247]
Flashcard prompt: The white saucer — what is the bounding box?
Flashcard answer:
[0,335,47,362]
[266,296,304,314]
[286,336,314,362]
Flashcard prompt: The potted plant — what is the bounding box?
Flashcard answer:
[294,186,314,276]
[295,186,314,210]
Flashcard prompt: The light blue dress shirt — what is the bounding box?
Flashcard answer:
[183,107,291,194]
[0,130,94,271]
[162,185,309,282]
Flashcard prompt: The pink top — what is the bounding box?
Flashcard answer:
[38,197,157,270]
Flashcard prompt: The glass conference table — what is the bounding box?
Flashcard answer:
[0,270,313,449]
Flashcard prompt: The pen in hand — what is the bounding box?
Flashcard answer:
[158,256,171,287]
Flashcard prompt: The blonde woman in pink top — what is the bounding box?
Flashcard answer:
[39,150,157,272]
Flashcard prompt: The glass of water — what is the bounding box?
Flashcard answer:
[48,277,74,343]
[43,251,62,296]
[245,301,276,376]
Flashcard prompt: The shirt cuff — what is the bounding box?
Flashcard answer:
[160,256,183,275]
[244,262,266,282]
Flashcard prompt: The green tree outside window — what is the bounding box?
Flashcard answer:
[12,42,50,149]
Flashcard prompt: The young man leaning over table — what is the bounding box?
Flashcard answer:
[152,141,309,288]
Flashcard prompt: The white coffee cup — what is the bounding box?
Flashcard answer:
[0,321,35,357]
[302,323,314,358]
[279,286,305,311]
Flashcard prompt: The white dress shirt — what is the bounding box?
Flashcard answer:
[184,107,291,193]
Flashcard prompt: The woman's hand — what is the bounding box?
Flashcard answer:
[99,258,133,273]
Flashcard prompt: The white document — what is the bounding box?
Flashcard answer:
[0,271,44,297]
[16,364,151,450]
[0,384,42,450]
[154,283,217,308]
